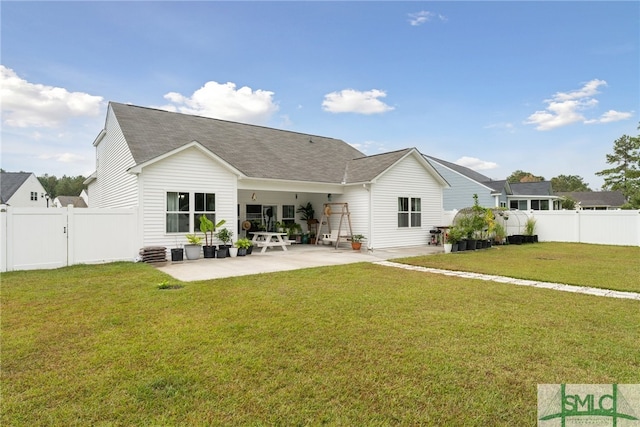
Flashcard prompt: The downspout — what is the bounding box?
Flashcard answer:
[367,183,373,250]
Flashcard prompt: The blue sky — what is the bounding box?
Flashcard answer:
[2,1,638,189]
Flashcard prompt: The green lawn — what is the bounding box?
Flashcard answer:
[397,242,640,293]
[2,243,639,425]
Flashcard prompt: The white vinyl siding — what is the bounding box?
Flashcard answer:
[94,107,138,208]
[5,174,48,207]
[425,158,495,210]
[370,154,443,248]
[141,147,238,249]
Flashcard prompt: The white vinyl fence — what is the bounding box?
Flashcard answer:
[442,209,640,247]
[2,206,638,272]
[1,205,140,272]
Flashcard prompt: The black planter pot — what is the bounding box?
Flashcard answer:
[509,235,523,245]
[533,235,539,243]
[467,239,477,251]
[524,235,534,244]
[476,240,483,250]
[216,245,229,258]
[481,239,489,249]
[458,240,467,251]
[171,248,184,262]
[246,245,254,255]
[203,246,217,258]
[451,243,459,253]
[237,248,247,256]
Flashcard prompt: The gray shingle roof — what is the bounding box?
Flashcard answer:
[1,172,32,204]
[425,155,493,183]
[346,149,414,183]
[110,102,366,184]
[510,181,553,196]
[55,196,88,208]
[555,191,626,208]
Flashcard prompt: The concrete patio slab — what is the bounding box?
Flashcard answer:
[156,244,443,282]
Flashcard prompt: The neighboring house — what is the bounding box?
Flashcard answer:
[506,181,559,211]
[555,191,626,210]
[53,195,88,208]
[424,156,502,209]
[0,172,49,207]
[86,102,449,250]
[424,156,559,211]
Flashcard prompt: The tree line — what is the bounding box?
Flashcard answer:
[37,174,87,200]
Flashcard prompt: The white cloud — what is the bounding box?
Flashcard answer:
[38,152,85,163]
[484,122,515,133]
[524,79,633,131]
[585,109,634,124]
[455,156,499,171]
[408,11,447,26]
[322,89,394,114]
[158,81,279,124]
[0,65,104,128]
[349,140,388,154]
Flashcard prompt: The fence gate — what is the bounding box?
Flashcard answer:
[5,208,68,271]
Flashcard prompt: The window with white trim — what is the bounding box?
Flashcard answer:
[166,192,217,233]
[282,205,295,225]
[531,199,549,210]
[194,192,216,229]
[31,192,38,201]
[166,192,190,233]
[398,197,422,227]
[510,200,527,210]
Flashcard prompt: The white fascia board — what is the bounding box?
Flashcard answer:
[83,171,97,185]
[127,140,246,177]
[92,129,107,147]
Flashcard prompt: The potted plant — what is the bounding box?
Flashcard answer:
[215,227,233,258]
[524,217,537,243]
[351,234,365,250]
[235,238,252,256]
[228,245,238,257]
[297,202,316,239]
[287,222,302,243]
[184,234,203,260]
[447,226,464,253]
[170,245,184,262]
[200,215,226,258]
[493,223,507,245]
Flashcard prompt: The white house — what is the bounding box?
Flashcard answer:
[85,102,449,252]
[0,172,49,207]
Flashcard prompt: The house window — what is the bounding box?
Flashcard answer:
[510,200,527,210]
[31,192,38,201]
[195,192,216,228]
[531,199,549,210]
[282,205,295,225]
[166,192,190,233]
[166,192,216,233]
[398,197,421,227]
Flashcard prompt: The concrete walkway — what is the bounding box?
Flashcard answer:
[156,244,640,301]
[375,261,640,301]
